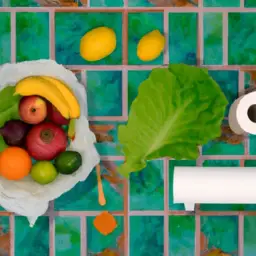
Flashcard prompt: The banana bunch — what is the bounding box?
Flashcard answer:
[15,76,80,119]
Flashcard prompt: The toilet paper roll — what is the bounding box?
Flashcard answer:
[228,91,256,135]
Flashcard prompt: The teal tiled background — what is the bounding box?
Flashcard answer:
[0,0,256,255]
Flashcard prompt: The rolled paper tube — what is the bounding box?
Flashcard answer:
[173,167,256,211]
[229,91,256,135]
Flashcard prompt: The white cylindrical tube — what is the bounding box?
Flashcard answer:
[173,167,256,209]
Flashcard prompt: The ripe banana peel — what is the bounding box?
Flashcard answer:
[40,76,80,118]
[15,76,70,119]
[15,76,81,120]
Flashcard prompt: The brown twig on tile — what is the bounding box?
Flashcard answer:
[215,125,244,145]
[148,0,195,6]
[95,133,114,143]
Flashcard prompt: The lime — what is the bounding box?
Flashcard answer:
[31,161,58,185]
[55,151,82,175]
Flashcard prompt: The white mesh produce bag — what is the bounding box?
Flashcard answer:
[0,59,100,226]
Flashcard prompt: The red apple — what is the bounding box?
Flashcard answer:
[19,96,47,124]
[47,102,69,125]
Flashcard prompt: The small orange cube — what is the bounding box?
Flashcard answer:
[93,211,117,236]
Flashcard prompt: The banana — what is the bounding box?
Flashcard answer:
[15,76,70,119]
[40,76,80,118]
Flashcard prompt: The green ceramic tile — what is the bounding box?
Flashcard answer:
[90,0,123,6]
[169,216,195,256]
[16,12,49,62]
[10,0,39,6]
[55,161,123,211]
[200,160,253,211]
[89,121,125,156]
[55,13,122,65]
[130,160,164,210]
[202,119,244,155]
[229,13,256,65]
[169,13,197,65]
[128,12,164,65]
[244,216,256,255]
[211,71,239,117]
[87,71,122,117]
[204,0,240,6]
[15,216,49,256]
[249,135,256,155]
[0,13,10,65]
[169,160,196,210]
[128,0,154,6]
[55,217,80,256]
[0,206,6,211]
[87,216,124,254]
[201,216,238,254]
[130,216,164,256]
[202,71,244,155]
[0,216,9,256]
[245,72,252,89]
[128,70,150,111]
[203,13,223,65]
[245,0,256,7]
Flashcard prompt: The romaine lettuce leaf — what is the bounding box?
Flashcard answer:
[118,64,228,177]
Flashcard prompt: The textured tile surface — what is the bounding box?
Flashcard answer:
[169,13,197,65]
[203,13,223,65]
[16,12,49,62]
[130,216,164,256]
[87,71,123,117]
[0,13,10,65]
[201,216,238,254]
[229,13,256,65]
[169,216,195,256]
[55,217,80,256]
[130,160,164,210]
[15,216,49,256]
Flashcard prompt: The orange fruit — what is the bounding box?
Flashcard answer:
[0,147,32,181]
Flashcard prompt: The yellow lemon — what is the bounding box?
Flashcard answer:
[80,26,117,62]
[137,30,165,62]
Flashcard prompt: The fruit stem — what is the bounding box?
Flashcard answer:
[40,129,54,144]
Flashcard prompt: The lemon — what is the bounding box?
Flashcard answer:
[137,30,165,62]
[80,26,117,62]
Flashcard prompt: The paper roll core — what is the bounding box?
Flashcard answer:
[228,91,256,135]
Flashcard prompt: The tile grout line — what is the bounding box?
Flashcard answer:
[122,69,128,119]
[164,158,169,256]
[124,179,129,256]
[222,12,228,65]
[49,201,55,256]
[65,65,256,71]
[10,10,16,63]
[2,7,256,12]
[240,0,245,7]
[80,71,87,256]
[197,0,203,65]
[195,147,203,256]
[123,0,128,7]
[81,217,87,256]
[49,10,56,60]
[239,214,244,256]
[10,214,14,256]
[163,10,169,64]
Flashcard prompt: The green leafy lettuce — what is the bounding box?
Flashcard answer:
[0,86,21,151]
[118,64,228,177]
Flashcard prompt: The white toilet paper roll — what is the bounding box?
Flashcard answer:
[228,91,256,135]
